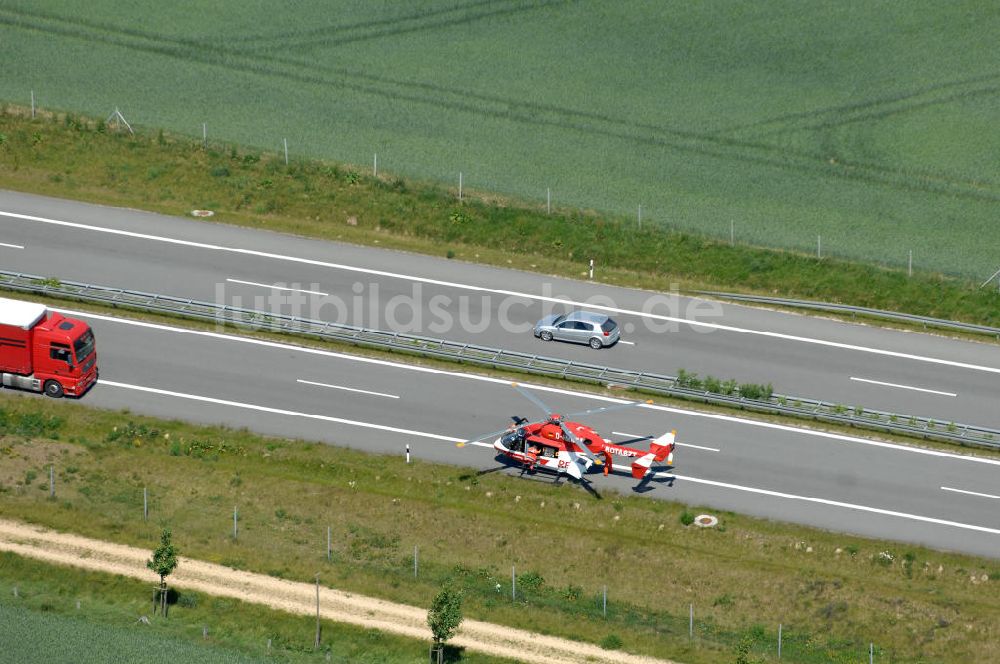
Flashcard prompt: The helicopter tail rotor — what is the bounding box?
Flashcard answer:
[650,430,675,464]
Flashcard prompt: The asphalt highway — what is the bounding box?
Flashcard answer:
[29,309,1000,559]
[2,191,1000,430]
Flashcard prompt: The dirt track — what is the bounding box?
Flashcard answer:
[0,519,677,664]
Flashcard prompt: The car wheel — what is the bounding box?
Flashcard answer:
[589,337,603,349]
[540,331,553,341]
[43,380,64,398]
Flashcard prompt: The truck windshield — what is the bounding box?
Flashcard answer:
[74,330,95,362]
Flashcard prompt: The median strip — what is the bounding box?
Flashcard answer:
[4,268,998,449]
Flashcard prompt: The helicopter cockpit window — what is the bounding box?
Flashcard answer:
[541,446,557,458]
[502,430,526,452]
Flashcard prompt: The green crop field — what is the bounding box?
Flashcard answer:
[0,553,506,664]
[1,1,999,279]
[0,602,266,664]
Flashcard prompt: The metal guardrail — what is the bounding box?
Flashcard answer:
[696,291,1000,338]
[2,269,999,450]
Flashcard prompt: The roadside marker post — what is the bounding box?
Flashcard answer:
[314,574,321,648]
[778,623,782,659]
[512,564,516,601]
[588,258,594,280]
[326,526,331,561]
[414,545,418,577]
[30,90,35,118]
[283,138,289,165]
[49,465,54,498]
[143,487,148,521]
[406,444,410,464]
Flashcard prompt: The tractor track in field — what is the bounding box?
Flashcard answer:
[0,519,678,664]
[3,5,1000,204]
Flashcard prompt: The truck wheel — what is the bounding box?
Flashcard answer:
[43,380,64,398]
[540,331,553,341]
[589,337,603,349]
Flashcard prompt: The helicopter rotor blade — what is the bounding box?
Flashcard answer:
[456,426,516,448]
[558,421,596,463]
[511,382,556,417]
[561,399,653,420]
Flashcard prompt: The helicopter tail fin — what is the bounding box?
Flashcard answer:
[651,430,675,464]
[630,430,676,479]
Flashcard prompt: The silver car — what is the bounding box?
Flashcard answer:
[533,311,620,349]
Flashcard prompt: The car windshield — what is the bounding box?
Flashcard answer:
[74,329,95,362]
[601,319,618,333]
[551,315,566,325]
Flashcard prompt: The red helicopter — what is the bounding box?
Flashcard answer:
[458,383,675,482]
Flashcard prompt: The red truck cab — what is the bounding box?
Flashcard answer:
[0,297,98,398]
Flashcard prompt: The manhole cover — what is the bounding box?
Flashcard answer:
[191,209,215,217]
[694,514,718,528]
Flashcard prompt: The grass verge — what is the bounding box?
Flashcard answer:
[2,107,1000,329]
[0,392,997,663]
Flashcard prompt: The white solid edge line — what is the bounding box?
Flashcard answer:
[611,431,719,452]
[941,486,1000,501]
[66,308,1000,467]
[0,242,25,249]
[101,380,457,442]
[609,464,1000,537]
[850,376,957,397]
[99,378,1000,537]
[226,278,328,297]
[618,340,636,345]
[8,209,1000,376]
[296,378,399,399]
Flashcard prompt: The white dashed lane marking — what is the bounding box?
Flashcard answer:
[850,376,957,397]
[941,486,1000,501]
[297,378,399,399]
[226,278,328,297]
